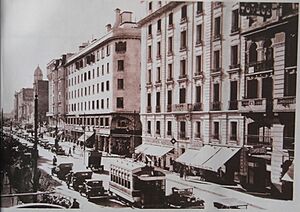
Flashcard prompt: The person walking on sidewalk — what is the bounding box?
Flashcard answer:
[68,147,72,157]
[73,145,76,154]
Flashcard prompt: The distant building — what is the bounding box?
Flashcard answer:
[33,66,49,126]
[64,8,142,156]
[14,88,34,125]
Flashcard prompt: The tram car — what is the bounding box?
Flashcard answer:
[109,159,166,208]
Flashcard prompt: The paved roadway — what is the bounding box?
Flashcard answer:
[13,135,295,211]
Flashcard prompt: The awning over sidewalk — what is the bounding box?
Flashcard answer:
[135,143,173,157]
[201,147,241,172]
[175,149,200,165]
[282,162,294,182]
[78,132,95,142]
[189,145,221,168]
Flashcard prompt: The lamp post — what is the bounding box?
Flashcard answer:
[82,113,86,165]
[32,94,38,202]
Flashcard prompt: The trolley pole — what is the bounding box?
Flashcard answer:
[33,94,39,202]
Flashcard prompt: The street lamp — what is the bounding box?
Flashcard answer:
[82,113,86,165]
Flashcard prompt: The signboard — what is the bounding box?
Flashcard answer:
[240,3,272,18]
[239,147,248,176]
[170,138,177,144]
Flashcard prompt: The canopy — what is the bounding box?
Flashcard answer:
[135,143,173,157]
[175,149,200,164]
[201,147,241,172]
[78,131,95,142]
[189,145,221,168]
[282,162,294,182]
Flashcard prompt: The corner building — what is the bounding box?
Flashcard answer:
[139,1,244,184]
[64,9,142,156]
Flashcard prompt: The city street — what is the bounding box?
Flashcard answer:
[13,134,294,211]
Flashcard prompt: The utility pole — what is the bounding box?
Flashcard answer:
[32,94,39,202]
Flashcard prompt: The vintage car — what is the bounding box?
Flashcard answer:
[167,187,205,209]
[79,179,108,200]
[68,170,93,191]
[51,146,66,155]
[44,143,54,150]
[213,198,248,209]
[87,151,104,172]
[39,139,49,147]
[51,163,74,180]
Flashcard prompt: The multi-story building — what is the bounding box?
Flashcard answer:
[47,54,72,134]
[138,1,244,183]
[32,66,49,126]
[14,88,34,125]
[238,2,298,198]
[64,8,142,156]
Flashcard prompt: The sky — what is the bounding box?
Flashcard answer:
[1,0,144,113]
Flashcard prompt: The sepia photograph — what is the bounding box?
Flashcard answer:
[0,0,299,211]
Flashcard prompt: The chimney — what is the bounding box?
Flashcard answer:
[113,8,121,28]
[120,11,133,24]
[79,42,89,51]
[106,24,112,32]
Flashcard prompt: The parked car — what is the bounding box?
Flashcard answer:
[45,143,54,150]
[87,151,104,172]
[67,170,93,191]
[167,187,205,209]
[79,179,108,200]
[213,198,248,209]
[51,163,74,180]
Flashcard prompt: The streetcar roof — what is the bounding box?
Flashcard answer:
[110,158,146,171]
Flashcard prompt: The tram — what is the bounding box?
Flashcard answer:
[109,158,166,208]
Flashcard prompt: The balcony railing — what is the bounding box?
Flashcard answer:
[211,67,222,73]
[246,135,272,147]
[193,103,202,111]
[274,96,296,112]
[173,103,192,112]
[239,98,268,113]
[211,101,221,111]
[229,63,240,70]
[147,106,151,113]
[156,106,161,113]
[167,104,172,112]
[229,100,238,110]
[179,74,187,79]
[246,60,274,74]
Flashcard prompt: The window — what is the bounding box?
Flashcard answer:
[196,86,201,103]
[157,42,161,59]
[180,60,186,76]
[88,86,90,95]
[116,97,124,108]
[107,98,109,108]
[97,83,99,93]
[168,64,173,80]
[196,55,202,74]
[147,93,151,107]
[180,121,186,138]
[168,13,173,26]
[249,42,257,64]
[284,71,296,96]
[156,92,160,107]
[92,101,95,110]
[214,16,221,39]
[148,1,152,11]
[156,121,160,135]
[156,67,161,82]
[117,79,124,90]
[196,2,203,14]
[92,69,95,78]
[147,121,151,134]
[167,90,172,111]
[196,24,202,44]
[195,122,201,138]
[180,31,187,50]
[106,44,110,56]
[179,88,186,103]
[118,60,124,71]
[148,24,152,35]
[247,79,258,98]
[147,69,152,83]
[106,81,109,91]
[213,122,219,140]
[100,118,104,126]
[214,50,220,69]
[84,72,87,81]
[101,82,104,92]
[157,19,161,32]
[168,37,173,54]
[213,83,220,102]
[96,100,99,109]
[181,5,187,20]
[97,67,99,77]
[231,45,238,67]
[101,99,104,109]
[167,121,172,135]
[148,46,152,61]
[88,71,91,80]
[229,81,238,110]
[231,9,239,33]
[102,65,104,75]
[107,63,109,73]
[285,32,298,67]
[231,122,237,140]
[115,41,127,53]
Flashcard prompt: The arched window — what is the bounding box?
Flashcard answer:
[249,42,257,64]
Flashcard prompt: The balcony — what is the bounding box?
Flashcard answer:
[246,135,272,147]
[155,80,162,87]
[239,98,267,113]
[147,57,152,63]
[156,55,161,60]
[146,82,152,88]
[211,101,221,111]
[213,34,222,41]
[156,106,161,113]
[193,103,202,111]
[178,74,188,83]
[193,72,203,80]
[173,103,192,112]
[229,63,241,71]
[229,100,238,110]
[167,51,173,57]
[246,60,274,74]
[167,104,172,112]
[146,106,151,113]
[195,40,203,46]
[166,77,174,85]
[273,96,296,112]
[179,46,187,52]
[231,27,240,34]
[211,67,222,75]
[168,24,174,30]
[179,131,187,139]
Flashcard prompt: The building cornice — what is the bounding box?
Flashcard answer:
[137,2,183,27]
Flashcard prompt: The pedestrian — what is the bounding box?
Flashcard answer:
[66,172,73,188]
[53,156,57,166]
[71,198,80,209]
[68,147,72,156]
[73,145,75,154]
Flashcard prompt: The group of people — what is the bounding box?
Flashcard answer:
[40,194,79,209]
